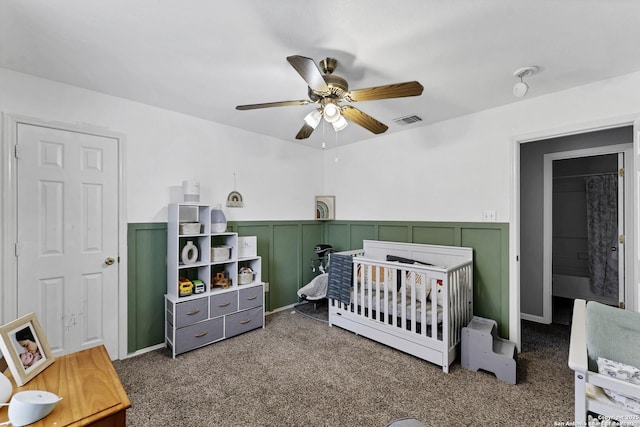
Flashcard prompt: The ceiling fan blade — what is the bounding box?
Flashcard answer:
[295,123,315,140]
[236,100,311,110]
[345,81,424,102]
[341,105,389,134]
[286,55,330,94]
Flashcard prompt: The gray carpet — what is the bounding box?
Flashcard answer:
[113,311,574,426]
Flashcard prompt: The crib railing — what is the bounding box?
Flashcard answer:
[353,258,441,338]
[446,262,473,348]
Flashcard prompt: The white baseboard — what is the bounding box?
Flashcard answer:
[521,312,550,324]
[121,342,166,360]
[266,303,297,316]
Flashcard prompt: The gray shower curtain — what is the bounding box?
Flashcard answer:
[585,174,618,298]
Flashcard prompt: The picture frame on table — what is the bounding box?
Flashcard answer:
[0,312,54,386]
[315,195,335,220]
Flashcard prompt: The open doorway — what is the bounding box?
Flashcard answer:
[519,125,633,325]
[550,153,623,324]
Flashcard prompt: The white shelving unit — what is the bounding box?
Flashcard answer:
[165,203,263,358]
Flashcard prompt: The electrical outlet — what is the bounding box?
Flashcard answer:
[263,281,269,292]
[482,210,496,222]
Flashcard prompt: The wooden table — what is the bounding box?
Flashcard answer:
[1,345,130,426]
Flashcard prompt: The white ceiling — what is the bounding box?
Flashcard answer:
[2,1,640,149]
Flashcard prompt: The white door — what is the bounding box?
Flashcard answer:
[16,123,119,358]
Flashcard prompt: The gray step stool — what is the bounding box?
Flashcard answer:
[461,316,517,384]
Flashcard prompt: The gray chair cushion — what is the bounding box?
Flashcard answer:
[585,301,640,372]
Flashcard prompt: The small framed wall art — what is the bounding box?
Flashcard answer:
[0,312,55,386]
[315,195,335,220]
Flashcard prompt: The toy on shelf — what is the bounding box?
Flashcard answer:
[192,279,205,294]
[178,277,194,297]
[211,271,231,289]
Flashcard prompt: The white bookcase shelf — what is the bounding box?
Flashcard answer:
[165,203,263,357]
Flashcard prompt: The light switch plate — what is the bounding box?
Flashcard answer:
[482,210,496,222]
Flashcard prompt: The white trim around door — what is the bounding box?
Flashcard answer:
[542,144,632,322]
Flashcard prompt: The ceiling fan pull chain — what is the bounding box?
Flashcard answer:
[334,129,339,163]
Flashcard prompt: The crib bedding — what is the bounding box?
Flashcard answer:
[326,253,354,305]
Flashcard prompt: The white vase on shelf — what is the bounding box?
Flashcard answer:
[181,240,199,265]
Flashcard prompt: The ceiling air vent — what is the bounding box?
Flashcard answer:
[393,115,422,126]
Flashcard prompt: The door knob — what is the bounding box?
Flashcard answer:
[105,257,115,265]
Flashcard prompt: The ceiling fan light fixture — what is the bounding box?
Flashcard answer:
[236,55,424,141]
[304,109,322,129]
[322,103,341,123]
[332,115,348,132]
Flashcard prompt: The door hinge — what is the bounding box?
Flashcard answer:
[15,242,21,257]
[619,235,625,244]
[14,144,21,159]
[619,168,625,177]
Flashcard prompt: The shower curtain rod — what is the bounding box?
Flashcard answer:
[553,171,618,179]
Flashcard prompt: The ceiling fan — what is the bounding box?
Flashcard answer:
[235,55,424,140]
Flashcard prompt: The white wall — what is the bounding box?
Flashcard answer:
[323,71,640,223]
[0,68,324,223]
[4,67,639,224]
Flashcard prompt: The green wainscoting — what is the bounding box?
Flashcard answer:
[230,222,323,311]
[126,220,508,353]
[127,223,167,352]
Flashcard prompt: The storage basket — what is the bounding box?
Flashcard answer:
[238,236,257,258]
[211,245,231,261]
[238,270,255,285]
[179,222,202,235]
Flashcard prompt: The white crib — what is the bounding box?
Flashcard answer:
[328,240,473,373]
